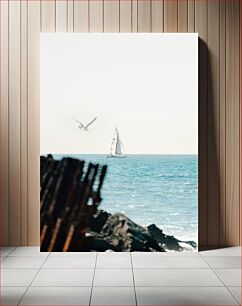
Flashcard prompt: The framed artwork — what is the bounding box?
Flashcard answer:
[40,33,198,252]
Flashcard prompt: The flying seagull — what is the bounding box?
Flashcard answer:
[74,117,97,131]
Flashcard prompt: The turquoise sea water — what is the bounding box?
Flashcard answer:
[54,154,198,242]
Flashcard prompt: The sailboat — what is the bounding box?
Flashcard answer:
[107,128,127,158]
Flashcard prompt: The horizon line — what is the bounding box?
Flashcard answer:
[41,153,198,156]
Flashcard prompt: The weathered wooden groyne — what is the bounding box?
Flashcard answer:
[40,154,107,252]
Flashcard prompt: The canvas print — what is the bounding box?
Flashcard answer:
[40,33,198,252]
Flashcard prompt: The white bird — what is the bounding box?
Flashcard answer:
[74,117,97,131]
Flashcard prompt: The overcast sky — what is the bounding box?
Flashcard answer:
[40,33,198,154]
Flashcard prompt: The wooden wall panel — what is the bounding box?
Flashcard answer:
[178,0,188,32]
[9,0,21,245]
[67,0,74,32]
[0,0,9,245]
[20,0,28,245]
[56,0,67,32]
[120,0,132,32]
[132,0,138,32]
[207,0,220,246]
[195,0,208,247]
[240,0,242,249]
[74,0,88,32]
[104,1,119,32]
[188,0,194,33]
[0,0,241,248]
[151,0,163,33]
[225,0,240,246]
[27,0,40,245]
[41,1,56,32]
[219,0,226,246]
[164,0,178,32]
[138,0,151,32]
[90,1,103,32]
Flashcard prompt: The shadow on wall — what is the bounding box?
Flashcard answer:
[198,38,220,251]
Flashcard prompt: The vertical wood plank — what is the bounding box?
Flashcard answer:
[0,0,9,245]
[9,0,21,246]
[120,0,131,32]
[132,0,138,33]
[67,0,74,32]
[195,0,208,248]
[28,0,40,246]
[164,0,178,32]
[74,0,88,32]
[104,0,119,32]
[178,0,188,33]
[20,0,28,245]
[225,0,240,246]
[90,0,103,32]
[41,0,56,32]
[56,0,67,32]
[151,0,163,33]
[207,0,220,247]
[188,0,195,33]
[138,0,151,32]
[219,0,226,247]
[240,0,242,248]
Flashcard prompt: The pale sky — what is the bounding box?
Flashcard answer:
[40,33,198,154]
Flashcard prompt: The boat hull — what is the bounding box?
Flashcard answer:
[106,154,127,158]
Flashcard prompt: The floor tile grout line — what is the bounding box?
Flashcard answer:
[8,255,50,258]
[198,252,241,269]
[2,285,240,288]
[0,256,7,263]
[130,252,137,306]
[1,255,52,269]
[89,252,98,306]
[199,255,226,284]
[16,252,51,306]
[133,268,211,270]
[5,253,242,258]
[2,246,17,257]
[200,255,240,305]
[199,253,242,268]
[225,286,241,305]
[200,254,242,257]
[2,267,241,270]
[91,285,226,288]
[132,267,239,270]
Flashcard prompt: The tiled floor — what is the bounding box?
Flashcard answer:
[0,246,241,305]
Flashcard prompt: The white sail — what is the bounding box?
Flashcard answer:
[107,128,126,158]
[115,131,122,155]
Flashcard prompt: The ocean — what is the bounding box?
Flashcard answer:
[53,154,198,243]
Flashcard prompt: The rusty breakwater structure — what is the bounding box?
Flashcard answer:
[40,155,107,252]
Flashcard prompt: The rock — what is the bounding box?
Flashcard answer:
[90,237,118,252]
[147,224,182,251]
[89,210,161,251]
[88,210,197,252]
[90,210,110,233]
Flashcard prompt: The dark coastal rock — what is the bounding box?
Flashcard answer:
[88,210,197,252]
[147,224,194,251]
